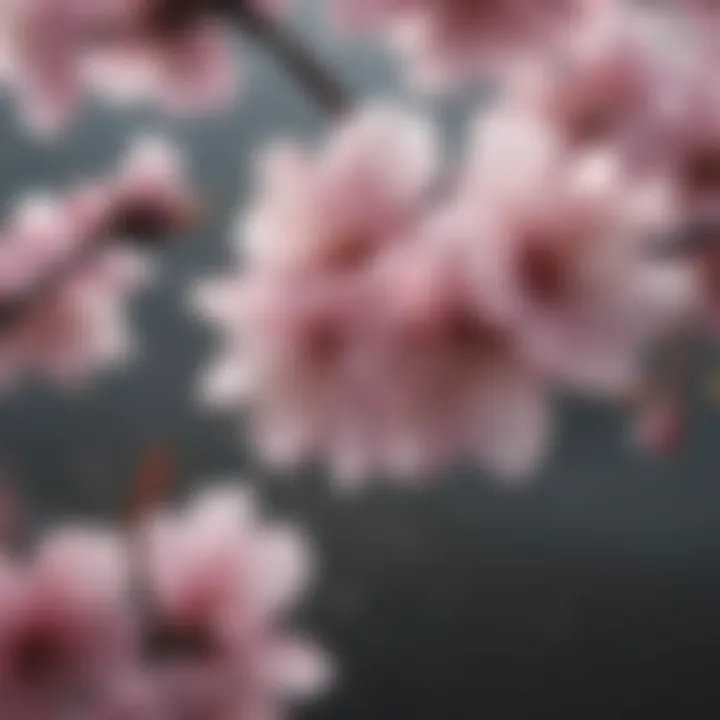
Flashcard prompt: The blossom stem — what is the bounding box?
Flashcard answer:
[232,5,352,116]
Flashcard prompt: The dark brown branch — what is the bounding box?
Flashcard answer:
[231,4,352,117]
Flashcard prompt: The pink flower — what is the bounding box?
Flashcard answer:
[195,104,554,481]
[0,195,142,385]
[0,0,128,136]
[505,20,680,171]
[103,135,199,244]
[136,483,332,720]
[1,0,288,134]
[644,70,720,324]
[458,108,697,394]
[194,105,446,480]
[0,480,329,720]
[0,136,191,387]
[239,103,438,274]
[84,14,240,116]
[662,80,720,218]
[368,224,554,479]
[197,272,392,481]
[0,527,133,720]
[333,0,610,86]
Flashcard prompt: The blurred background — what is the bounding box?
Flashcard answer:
[1,5,720,718]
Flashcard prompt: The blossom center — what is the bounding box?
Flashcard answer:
[566,101,620,146]
[10,623,65,686]
[682,144,720,198]
[517,235,571,305]
[445,308,504,357]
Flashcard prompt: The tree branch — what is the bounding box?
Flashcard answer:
[232,4,352,117]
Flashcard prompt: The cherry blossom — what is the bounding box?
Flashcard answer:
[194,105,558,481]
[238,102,438,274]
[194,105,447,480]
[0,481,330,720]
[636,68,720,324]
[0,0,290,135]
[135,483,332,720]
[0,527,133,720]
[457,108,697,395]
[0,0,128,135]
[367,223,554,479]
[0,136,192,387]
[504,18,682,172]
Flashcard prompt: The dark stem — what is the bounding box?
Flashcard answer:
[231,4,352,116]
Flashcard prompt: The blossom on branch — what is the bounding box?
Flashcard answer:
[133,483,332,720]
[457,108,697,394]
[504,21,680,171]
[0,136,193,387]
[0,527,133,720]
[0,0,290,135]
[195,104,556,482]
[0,481,330,720]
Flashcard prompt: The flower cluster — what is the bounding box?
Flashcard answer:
[0,136,194,387]
[194,0,720,482]
[195,93,703,483]
[0,482,331,720]
[1,1,720,713]
[0,0,289,135]
[0,0,718,483]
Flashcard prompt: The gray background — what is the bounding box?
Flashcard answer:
[1,7,720,718]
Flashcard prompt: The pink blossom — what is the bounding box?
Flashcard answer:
[643,70,720,324]
[0,136,191,387]
[194,105,445,479]
[458,108,697,394]
[239,103,438,274]
[84,14,240,116]
[103,135,199,244]
[504,20,680,171]
[0,0,128,135]
[333,0,610,86]
[1,0,288,135]
[195,105,556,481]
[0,481,330,720]
[0,195,142,385]
[0,527,133,720]
[368,225,554,479]
[662,79,720,218]
[136,483,332,720]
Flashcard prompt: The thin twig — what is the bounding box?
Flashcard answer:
[231,4,352,116]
